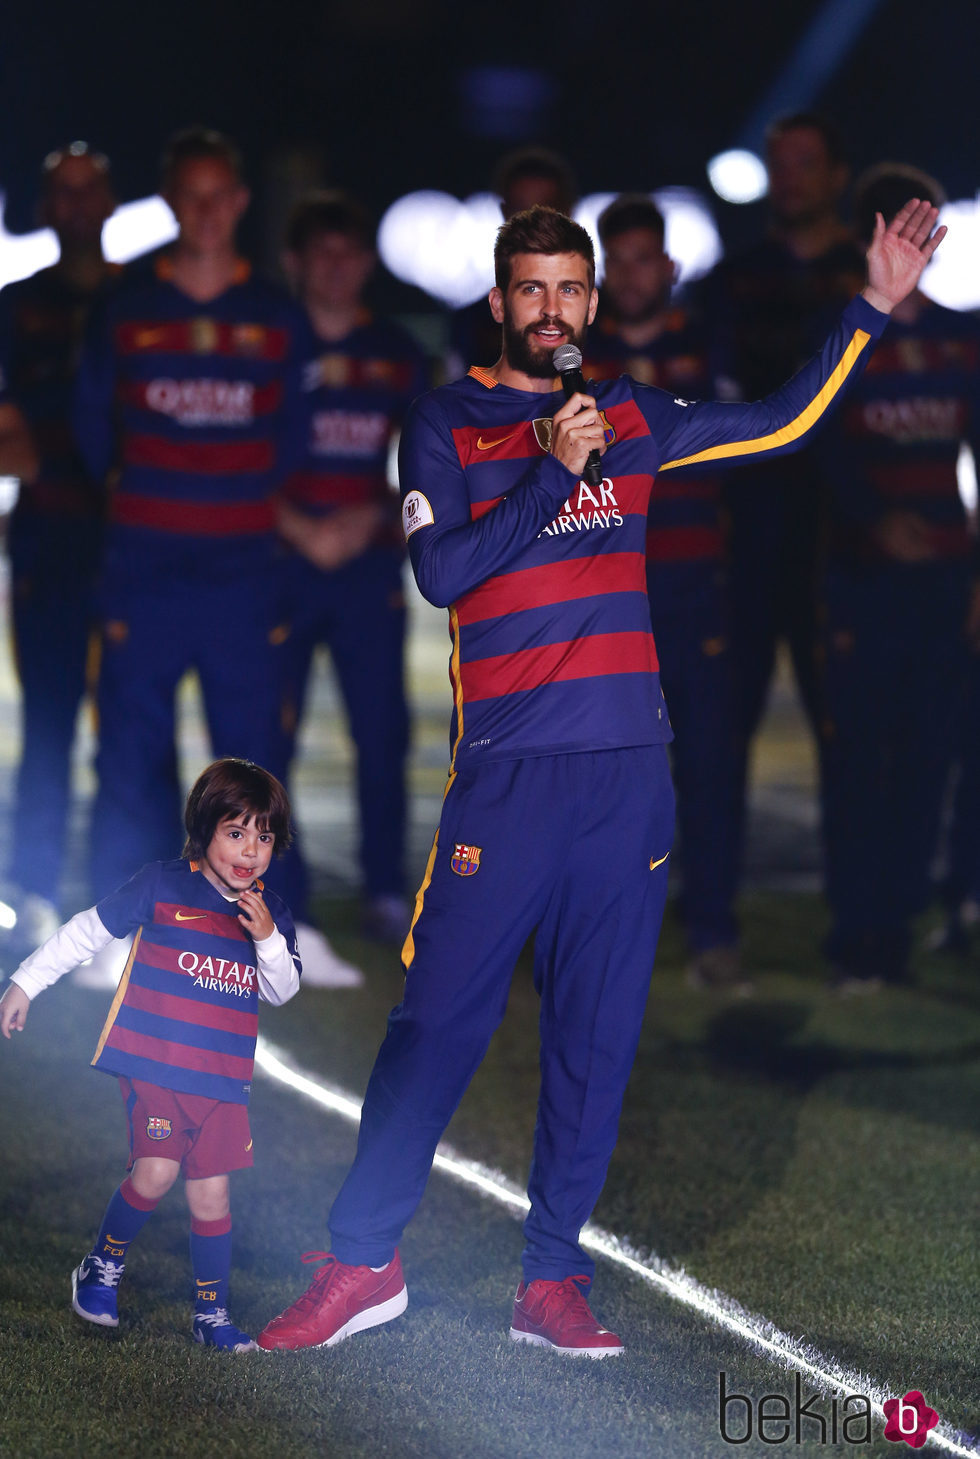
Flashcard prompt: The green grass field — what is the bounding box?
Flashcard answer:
[1,891,977,1459]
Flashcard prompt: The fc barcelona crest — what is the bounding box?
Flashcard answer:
[146,1116,172,1141]
[451,842,482,877]
[190,317,219,353]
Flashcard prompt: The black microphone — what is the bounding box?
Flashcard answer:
[552,342,604,487]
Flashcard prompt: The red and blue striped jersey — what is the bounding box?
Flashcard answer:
[400,295,887,769]
[583,309,725,567]
[819,299,980,564]
[73,256,307,573]
[283,312,428,547]
[92,858,298,1104]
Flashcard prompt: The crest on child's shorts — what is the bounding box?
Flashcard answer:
[451,843,482,877]
[146,1116,172,1141]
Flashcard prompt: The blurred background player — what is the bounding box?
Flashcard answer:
[445,145,577,380]
[0,143,116,951]
[816,163,980,988]
[278,191,429,944]
[702,113,865,876]
[72,127,356,988]
[585,195,742,988]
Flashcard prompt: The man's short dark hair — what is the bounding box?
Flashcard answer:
[597,194,666,248]
[492,146,578,214]
[183,758,293,860]
[765,111,847,168]
[161,126,243,187]
[853,162,945,245]
[285,189,373,253]
[494,205,595,290]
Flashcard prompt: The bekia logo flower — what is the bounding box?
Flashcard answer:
[883,1390,939,1448]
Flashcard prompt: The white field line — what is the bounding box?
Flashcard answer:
[255,1037,978,1458]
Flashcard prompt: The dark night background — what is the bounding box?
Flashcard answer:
[2,0,978,290]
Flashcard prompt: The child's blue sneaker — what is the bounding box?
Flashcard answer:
[193,1308,258,1353]
[71,1255,124,1327]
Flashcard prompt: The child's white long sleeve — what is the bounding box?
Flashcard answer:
[9,904,299,1007]
[9,908,115,1000]
[254,927,301,1006]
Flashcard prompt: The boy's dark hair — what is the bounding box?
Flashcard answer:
[853,162,945,245]
[161,126,243,188]
[494,205,596,291]
[183,758,292,859]
[597,193,666,248]
[492,146,578,214]
[285,189,374,253]
[765,111,847,168]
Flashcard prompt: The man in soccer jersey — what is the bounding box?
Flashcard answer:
[278,192,429,945]
[73,128,357,989]
[258,201,944,1357]
[0,144,116,948]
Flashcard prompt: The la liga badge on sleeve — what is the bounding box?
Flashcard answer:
[451,843,482,877]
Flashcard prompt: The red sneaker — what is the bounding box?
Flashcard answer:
[509,1275,624,1358]
[257,1250,407,1351]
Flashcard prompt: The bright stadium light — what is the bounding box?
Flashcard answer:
[102,194,178,263]
[0,194,58,288]
[652,187,723,281]
[378,190,501,308]
[706,149,769,205]
[378,188,723,306]
[919,195,980,312]
[957,443,977,516]
[0,191,180,291]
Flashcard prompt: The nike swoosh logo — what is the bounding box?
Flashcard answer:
[476,431,516,451]
[245,1139,253,1152]
[174,911,206,922]
[105,1235,129,1245]
[650,853,670,870]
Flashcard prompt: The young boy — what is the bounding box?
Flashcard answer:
[0,758,301,1352]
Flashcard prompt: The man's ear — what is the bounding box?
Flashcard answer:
[489,286,505,324]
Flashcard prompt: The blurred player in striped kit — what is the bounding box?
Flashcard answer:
[701,114,865,874]
[278,192,429,945]
[73,128,356,988]
[816,164,980,989]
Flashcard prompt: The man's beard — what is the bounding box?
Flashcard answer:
[502,312,588,379]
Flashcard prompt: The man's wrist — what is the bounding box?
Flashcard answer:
[860,285,893,315]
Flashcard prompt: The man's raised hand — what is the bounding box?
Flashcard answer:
[862,198,946,314]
